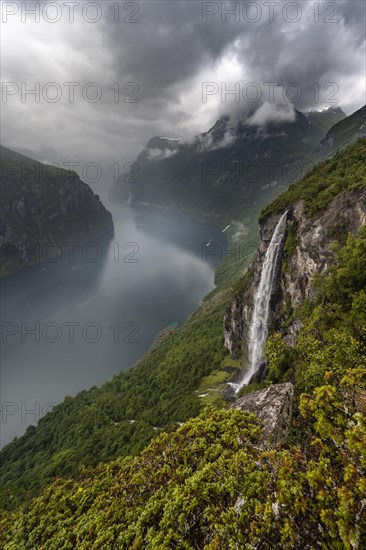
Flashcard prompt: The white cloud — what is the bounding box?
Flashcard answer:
[231,221,249,243]
[246,100,296,127]
[145,147,178,162]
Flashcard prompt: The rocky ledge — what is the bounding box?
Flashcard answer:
[231,383,294,444]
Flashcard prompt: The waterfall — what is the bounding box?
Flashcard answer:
[127,186,132,206]
[235,211,288,392]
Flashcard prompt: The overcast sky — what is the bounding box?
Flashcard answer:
[1,0,365,179]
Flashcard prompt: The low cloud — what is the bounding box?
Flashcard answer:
[145,147,179,162]
[231,221,249,243]
[246,101,296,127]
[195,127,237,153]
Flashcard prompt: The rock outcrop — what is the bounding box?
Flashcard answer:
[231,382,294,444]
[0,145,114,275]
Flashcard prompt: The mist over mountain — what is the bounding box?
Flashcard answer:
[313,104,366,162]
[110,106,347,225]
[2,134,365,548]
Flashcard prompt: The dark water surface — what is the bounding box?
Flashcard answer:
[0,203,225,447]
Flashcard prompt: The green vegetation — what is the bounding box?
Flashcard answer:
[260,138,366,221]
[1,370,365,548]
[111,108,345,229]
[283,221,298,258]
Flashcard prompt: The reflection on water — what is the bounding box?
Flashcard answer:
[0,203,226,446]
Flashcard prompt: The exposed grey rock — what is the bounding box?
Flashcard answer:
[224,294,252,359]
[231,383,294,444]
[223,210,287,361]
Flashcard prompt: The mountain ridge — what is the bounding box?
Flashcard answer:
[109,106,348,226]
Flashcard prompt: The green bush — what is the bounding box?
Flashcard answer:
[1,370,365,549]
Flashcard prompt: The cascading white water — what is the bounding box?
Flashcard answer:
[127,186,132,206]
[235,211,288,392]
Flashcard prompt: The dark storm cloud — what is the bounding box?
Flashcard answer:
[1,0,365,176]
[101,1,245,99]
[102,0,365,106]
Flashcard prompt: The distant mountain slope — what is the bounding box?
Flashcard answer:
[312,104,366,162]
[0,146,114,275]
[109,107,346,226]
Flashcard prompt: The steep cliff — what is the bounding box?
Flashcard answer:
[0,145,114,275]
[224,138,366,372]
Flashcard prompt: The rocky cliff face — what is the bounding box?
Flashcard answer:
[231,383,294,444]
[224,185,366,362]
[0,145,114,275]
[279,189,366,305]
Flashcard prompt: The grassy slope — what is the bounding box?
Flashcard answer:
[1,355,365,546]
[260,137,366,221]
